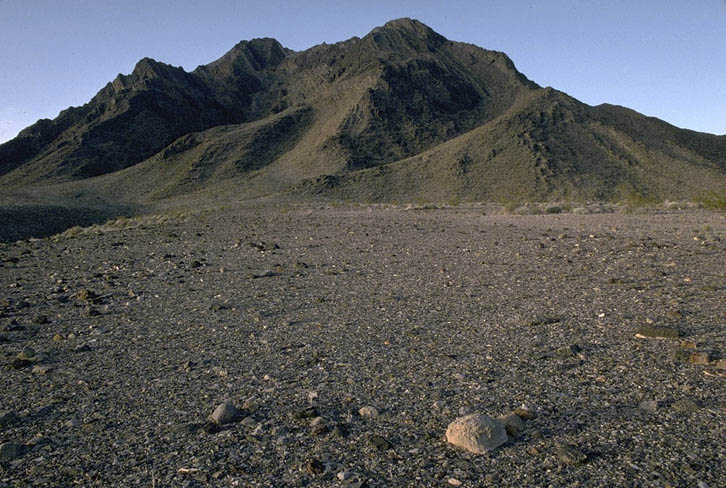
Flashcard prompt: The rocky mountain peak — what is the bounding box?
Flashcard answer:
[202,37,287,74]
[365,17,447,54]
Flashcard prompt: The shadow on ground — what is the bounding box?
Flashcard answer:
[0,201,137,242]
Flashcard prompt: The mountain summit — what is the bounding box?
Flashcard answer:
[1,18,725,216]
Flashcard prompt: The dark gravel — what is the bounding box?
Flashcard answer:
[1,204,725,487]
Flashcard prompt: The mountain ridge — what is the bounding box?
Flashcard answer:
[1,17,725,240]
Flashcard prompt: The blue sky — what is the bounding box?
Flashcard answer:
[1,0,725,143]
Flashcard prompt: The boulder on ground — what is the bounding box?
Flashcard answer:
[445,413,508,454]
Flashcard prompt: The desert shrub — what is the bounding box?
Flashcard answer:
[617,185,661,211]
[61,226,83,237]
[545,205,563,214]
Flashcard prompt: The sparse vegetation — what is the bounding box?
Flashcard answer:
[696,189,726,210]
[617,185,662,212]
[52,212,191,240]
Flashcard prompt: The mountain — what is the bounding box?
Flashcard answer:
[1,18,726,238]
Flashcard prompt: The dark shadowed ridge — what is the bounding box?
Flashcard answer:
[1,18,726,240]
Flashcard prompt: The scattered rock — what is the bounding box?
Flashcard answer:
[445,413,508,454]
[359,406,379,418]
[337,471,352,481]
[31,364,53,375]
[210,402,239,425]
[251,242,280,252]
[513,405,536,420]
[555,444,587,465]
[715,359,726,370]
[635,326,680,339]
[52,333,63,342]
[497,413,525,439]
[369,434,392,451]
[73,344,91,353]
[0,441,26,461]
[555,344,581,359]
[178,467,207,482]
[448,478,463,486]
[17,347,36,361]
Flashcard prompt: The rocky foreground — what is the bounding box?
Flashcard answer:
[1,203,725,487]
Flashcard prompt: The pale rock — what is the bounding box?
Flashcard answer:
[359,406,379,418]
[445,413,508,454]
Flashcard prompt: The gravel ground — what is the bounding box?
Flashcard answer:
[1,204,725,487]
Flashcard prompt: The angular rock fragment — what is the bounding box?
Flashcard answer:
[513,405,536,420]
[555,344,581,359]
[31,364,52,374]
[369,434,392,451]
[17,347,36,361]
[555,444,587,465]
[635,326,680,339]
[210,402,239,425]
[445,413,508,454]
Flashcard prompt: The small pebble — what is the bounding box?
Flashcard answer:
[31,364,52,375]
[359,406,379,418]
[17,347,36,361]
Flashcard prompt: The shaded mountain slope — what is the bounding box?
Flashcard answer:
[86,105,315,202]
[0,58,239,186]
[308,88,726,202]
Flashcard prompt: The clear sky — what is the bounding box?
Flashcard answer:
[1,0,725,144]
